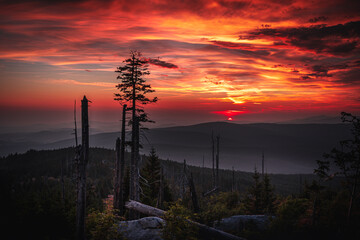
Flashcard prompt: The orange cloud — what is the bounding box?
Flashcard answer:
[0,0,359,124]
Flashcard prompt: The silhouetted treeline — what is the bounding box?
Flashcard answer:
[0,147,352,239]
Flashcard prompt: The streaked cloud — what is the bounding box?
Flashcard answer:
[0,0,359,124]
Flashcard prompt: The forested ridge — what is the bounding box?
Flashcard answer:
[1,146,357,239]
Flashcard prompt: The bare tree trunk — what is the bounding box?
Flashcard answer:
[347,168,359,223]
[189,172,200,213]
[157,167,164,209]
[212,132,215,188]
[129,54,138,219]
[72,100,79,182]
[202,155,204,190]
[61,158,65,203]
[114,137,121,211]
[76,95,89,240]
[74,100,78,147]
[119,104,127,215]
[134,117,140,219]
[232,166,235,192]
[262,151,264,180]
[216,135,220,187]
[182,159,187,199]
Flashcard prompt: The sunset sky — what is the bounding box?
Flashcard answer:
[0,0,359,128]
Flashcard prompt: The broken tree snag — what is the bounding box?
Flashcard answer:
[76,95,89,240]
[189,172,200,213]
[124,200,245,240]
[60,158,65,203]
[262,150,265,180]
[134,117,140,219]
[232,166,235,192]
[157,167,164,209]
[211,132,215,187]
[181,159,187,199]
[216,135,220,187]
[73,100,79,147]
[114,137,121,211]
[119,104,127,215]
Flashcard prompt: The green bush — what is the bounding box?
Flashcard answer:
[162,201,198,240]
[270,197,311,235]
[200,192,245,225]
[86,208,124,240]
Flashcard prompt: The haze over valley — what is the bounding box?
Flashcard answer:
[1,121,350,174]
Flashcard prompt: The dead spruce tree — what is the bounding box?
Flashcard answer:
[114,51,157,219]
[76,96,89,240]
[114,104,127,215]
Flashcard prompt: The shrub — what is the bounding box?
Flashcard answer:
[162,201,198,240]
[86,208,124,240]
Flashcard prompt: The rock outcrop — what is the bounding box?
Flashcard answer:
[214,215,273,235]
[118,217,165,240]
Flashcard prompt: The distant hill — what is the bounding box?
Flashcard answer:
[278,115,342,124]
[0,147,320,196]
[0,122,351,173]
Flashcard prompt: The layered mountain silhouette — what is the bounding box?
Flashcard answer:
[0,122,351,173]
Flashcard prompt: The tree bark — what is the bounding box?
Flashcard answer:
[114,137,121,211]
[157,167,164,209]
[182,159,187,199]
[216,135,220,187]
[76,95,89,240]
[189,173,200,213]
[232,166,235,192]
[134,117,140,219]
[61,158,65,203]
[212,132,215,188]
[119,104,127,215]
[129,54,136,219]
[262,151,265,180]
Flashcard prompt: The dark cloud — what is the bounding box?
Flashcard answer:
[147,58,178,69]
[301,63,351,80]
[126,26,156,32]
[335,68,360,84]
[308,16,328,23]
[297,62,357,84]
[200,44,271,58]
[242,21,360,55]
[273,41,286,45]
[209,40,252,49]
[1,0,360,24]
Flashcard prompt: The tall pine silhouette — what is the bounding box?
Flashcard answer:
[114,50,157,218]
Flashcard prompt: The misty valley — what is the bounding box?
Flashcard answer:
[1,116,359,240]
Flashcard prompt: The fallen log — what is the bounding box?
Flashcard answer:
[125,200,165,218]
[125,200,246,240]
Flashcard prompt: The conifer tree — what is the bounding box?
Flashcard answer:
[245,167,263,214]
[140,148,172,208]
[315,112,360,222]
[114,51,157,218]
[141,148,161,206]
[261,174,275,214]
